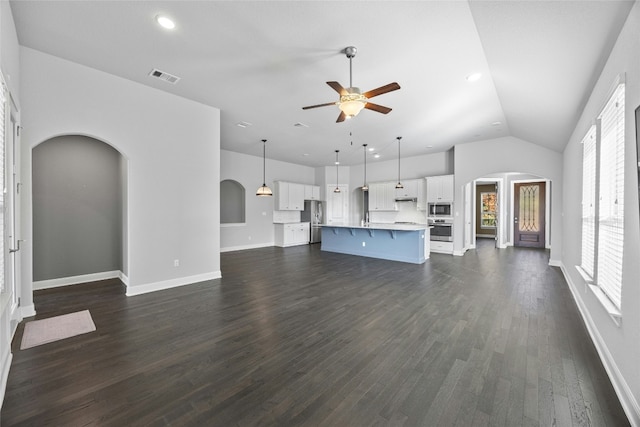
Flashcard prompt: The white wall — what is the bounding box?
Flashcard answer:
[20,48,221,297]
[454,136,563,261]
[220,149,315,251]
[561,2,640,424]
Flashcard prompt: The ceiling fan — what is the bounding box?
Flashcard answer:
[302,46,401,123]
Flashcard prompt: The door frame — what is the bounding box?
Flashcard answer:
[510,179,551,248]
[471,177,506,249]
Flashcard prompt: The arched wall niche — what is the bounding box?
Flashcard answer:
[32,134,129,286]
[220,179,245,224]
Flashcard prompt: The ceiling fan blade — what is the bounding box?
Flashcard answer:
[364,102,392,114]
[363,82,401,99]
[302,101,337,110]
[336,111,347,123]
[327,81,348,96]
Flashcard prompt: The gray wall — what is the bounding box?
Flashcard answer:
[33,135,123,281]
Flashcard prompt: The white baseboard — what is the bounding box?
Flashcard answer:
[220,242,274,253]
[0,349,13,410]
[549,258,562,267]
[125,271,222,297]
[559,262,640,426]
[33,270,122,290]
[20,304,36,318]
[119,271,130,286]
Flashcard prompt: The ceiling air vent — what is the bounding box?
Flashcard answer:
[149,68,181,85]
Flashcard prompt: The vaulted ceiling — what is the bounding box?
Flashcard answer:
[9,1,635,166]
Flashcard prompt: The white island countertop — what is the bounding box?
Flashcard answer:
[321,223,429,231]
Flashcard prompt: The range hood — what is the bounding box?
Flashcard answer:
[395,197,417,202]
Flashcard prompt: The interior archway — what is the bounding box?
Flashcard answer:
[32,135,128,288]
[462,171,551,253]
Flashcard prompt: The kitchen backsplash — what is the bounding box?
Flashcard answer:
[273,210,301,223]
[369,201,427,224]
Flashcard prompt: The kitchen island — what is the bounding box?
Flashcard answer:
[321,223,430,264]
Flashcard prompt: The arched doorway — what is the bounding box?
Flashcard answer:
[463,172,551,253]
[32,135,128,288]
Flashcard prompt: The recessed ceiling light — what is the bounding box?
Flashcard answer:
[303,153,309,156]
[156,15,176,30]
[368,147,375,152]
[236,121,252,128]
[491,121,502,126]
[426,145,433,148]
[373,153,380,159]
[466,73,482,82]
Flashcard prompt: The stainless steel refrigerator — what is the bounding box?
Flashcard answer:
[301,200,323,243]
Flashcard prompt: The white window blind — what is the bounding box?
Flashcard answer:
[0,81,5,293]
[580,125,596,278]
[596,83,625,309]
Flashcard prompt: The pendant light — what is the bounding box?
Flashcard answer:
[395,136,404,189]
[362,144,368,191]
[334,150,341,193]
[256,139,273,196]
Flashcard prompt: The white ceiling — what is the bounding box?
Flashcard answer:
[9,0,634,167]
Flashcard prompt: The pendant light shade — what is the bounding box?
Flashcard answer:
[395,136,403,189]
[362,144,368,191]
[334,150,341,193]
[256,139,273,196]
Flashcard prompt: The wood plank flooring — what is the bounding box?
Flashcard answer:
[1,240,629,426]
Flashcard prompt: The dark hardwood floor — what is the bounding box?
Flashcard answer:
[2,240,629,426]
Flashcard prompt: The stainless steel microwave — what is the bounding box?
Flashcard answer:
[428,203,452,217]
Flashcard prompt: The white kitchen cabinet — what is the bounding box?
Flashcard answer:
[274,181,305,210]
[369,181,397,211]
[426,175,454,202]
[274,222,310,247]
[395,179,418,199]
[430,241,453,254]
[304,185,320,200]
[416,179,426,210]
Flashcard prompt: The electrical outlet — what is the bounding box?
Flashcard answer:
[174,259,180,267]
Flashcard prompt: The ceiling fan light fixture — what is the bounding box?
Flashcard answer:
[339,89,366,118]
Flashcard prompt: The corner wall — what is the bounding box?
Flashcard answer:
[219,149,315,251]
[20,47,222,297]
[561,2,640,423]
[454,136,563,261]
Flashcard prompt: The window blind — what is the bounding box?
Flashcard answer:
[597,83,625,309]
[581,126,596,278]
[0,81,5,293]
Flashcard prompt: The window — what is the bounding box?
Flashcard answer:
[480,192,497,228]
[0,80,5,293]
[581,126,596,277]
[579,81,625,314]
[220,179,245,224]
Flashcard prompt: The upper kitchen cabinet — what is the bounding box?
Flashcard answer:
[304,185,321,201]
[395,179,418,199]
[426,175,454,202]
[274,181,305,210]
[369,181,397,211]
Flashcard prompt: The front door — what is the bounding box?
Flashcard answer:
[514,182,545,248]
